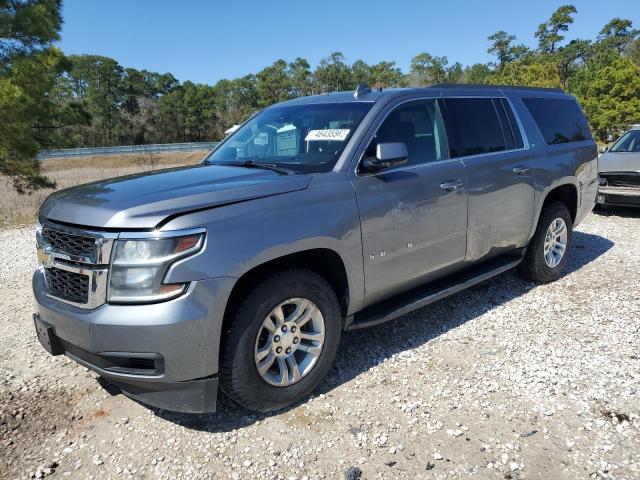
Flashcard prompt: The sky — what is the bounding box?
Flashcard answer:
[58,0,640,85]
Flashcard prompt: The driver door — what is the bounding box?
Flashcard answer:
[352,99,468,305]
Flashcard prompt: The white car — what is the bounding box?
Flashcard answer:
[598,126,640,207]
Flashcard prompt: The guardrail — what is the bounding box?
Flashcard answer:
[37,142,220,160]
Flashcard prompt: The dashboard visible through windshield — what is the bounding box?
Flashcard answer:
[203,102,373,173]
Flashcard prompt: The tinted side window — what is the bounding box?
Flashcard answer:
[442,98,507,158]
[522,97,592,145]
[365,99,446,167]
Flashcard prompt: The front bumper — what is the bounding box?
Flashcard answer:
[33,270,235,413]
[597,186,640,207]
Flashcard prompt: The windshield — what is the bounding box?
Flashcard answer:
[610,130,640,153]
[203,102,373,173]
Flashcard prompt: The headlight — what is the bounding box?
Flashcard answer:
[108,231,205,303]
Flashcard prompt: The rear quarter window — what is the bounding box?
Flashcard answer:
[522,97,592,145]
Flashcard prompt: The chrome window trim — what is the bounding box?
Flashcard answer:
[352,94,533,178]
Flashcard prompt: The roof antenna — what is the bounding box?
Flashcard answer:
[354,83,371,99]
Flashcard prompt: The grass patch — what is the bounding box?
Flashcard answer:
[0,151,207,228]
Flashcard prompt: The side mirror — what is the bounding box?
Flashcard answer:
[361,142,409,173]
[598,146,608,154]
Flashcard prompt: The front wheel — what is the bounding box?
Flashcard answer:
[518,201,573,283]
[220,270,341,413]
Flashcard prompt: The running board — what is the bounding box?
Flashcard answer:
[347,251,525,330]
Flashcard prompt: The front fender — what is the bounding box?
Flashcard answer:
[162,174,365,314]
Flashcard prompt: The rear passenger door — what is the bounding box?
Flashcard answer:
[353,99,468,305]
[440,97,534,262]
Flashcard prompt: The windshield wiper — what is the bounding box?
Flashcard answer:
[216,158,295,175]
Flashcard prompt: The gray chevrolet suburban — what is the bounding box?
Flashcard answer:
[33,85,598,413]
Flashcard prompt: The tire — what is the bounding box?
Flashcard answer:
[220,269,341,413]
[518,201,573,283]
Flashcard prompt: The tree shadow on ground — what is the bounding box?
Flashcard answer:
[117,231,613,432]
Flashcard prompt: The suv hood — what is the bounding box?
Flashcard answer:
[40,164,313,229]
[599,151,640,173]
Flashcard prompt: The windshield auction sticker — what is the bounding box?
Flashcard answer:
[305,129,350,141]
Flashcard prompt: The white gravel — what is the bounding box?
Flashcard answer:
[1,210,639,480]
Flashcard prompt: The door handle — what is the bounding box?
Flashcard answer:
[513,166,530,175]
[440,180,464,191]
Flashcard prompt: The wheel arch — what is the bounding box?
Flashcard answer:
[530,182,578,242]
[542,183,578,222]
[222,248,350,337]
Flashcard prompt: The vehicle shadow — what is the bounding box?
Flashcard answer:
[126,230,613,432]
[593,205,640,219]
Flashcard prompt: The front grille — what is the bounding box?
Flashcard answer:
[42,227,96,258]
[45,267,89,304]
[600,173,640,188]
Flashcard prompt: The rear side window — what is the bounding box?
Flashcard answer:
[522,98,592,145]
[442,98,507,158]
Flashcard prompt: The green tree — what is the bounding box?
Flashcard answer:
[535,4,577,53]
[628,39,640,65]
[0,0,61,63]
[313,52,351,92]
[256,59,291,107]
[181,82,217,141]
[446,62,464,83]
[597,18,638,54]
[570,56,640,141]
[0,0,63,192]
[487,30,531,69]
[211,75,257,137]
[490,60,561,88]
[350,59,372,86]
[409,52,448,85]
[369,61,402,88]
[463,63,492,84]
[555,39,592,88]
[487,30,516,68]
[142,70,178,96]
[288,57,312,97]
[71,55,123,145]
[120,68,146,115]
[157,87,185,142]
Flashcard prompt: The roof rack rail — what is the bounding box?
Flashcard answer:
[436,83,565,93]
[354,83,372,99]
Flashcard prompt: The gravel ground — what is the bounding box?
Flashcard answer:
[1,210,639,480]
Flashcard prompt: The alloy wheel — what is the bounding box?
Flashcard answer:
[543,217,568,268]
[254,298,325,387]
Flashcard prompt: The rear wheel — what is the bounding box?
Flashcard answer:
[220,270,341,412]
[518,201,573,283]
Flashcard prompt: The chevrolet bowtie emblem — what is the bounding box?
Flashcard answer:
[36,248,50,265]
